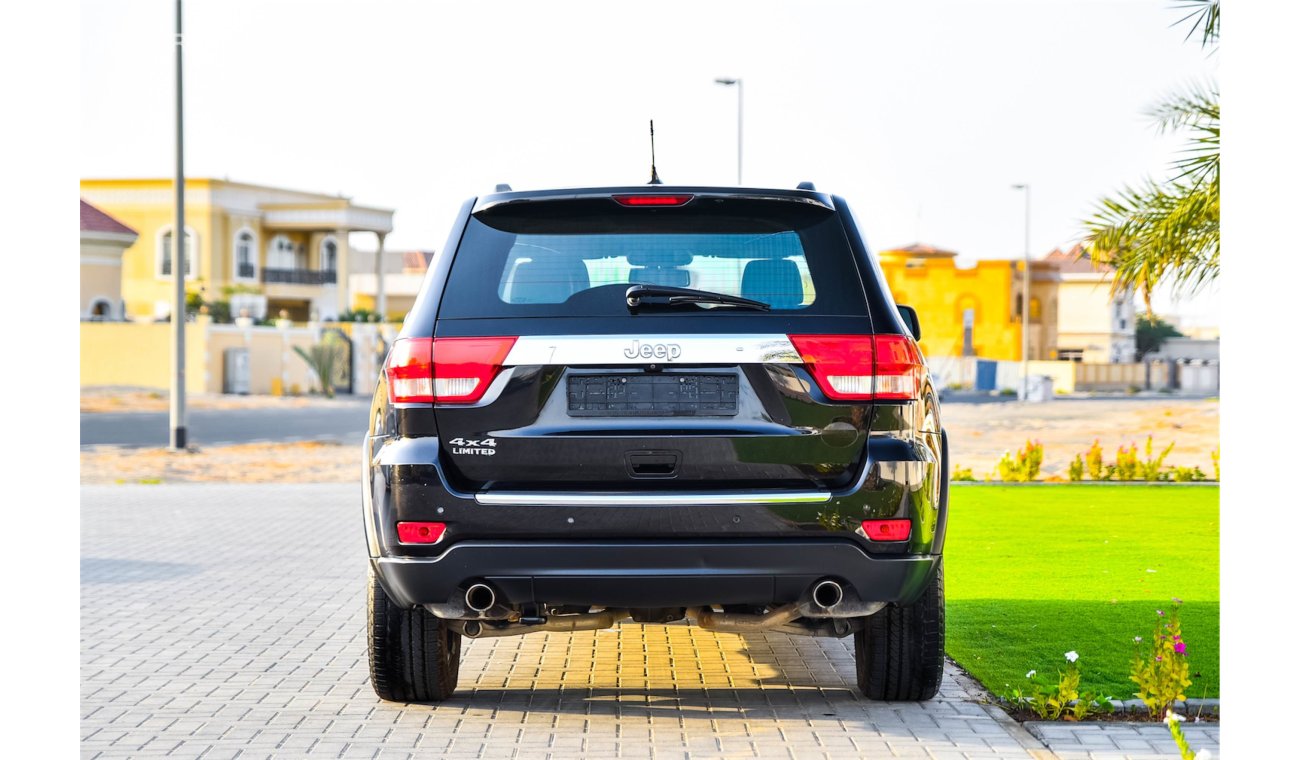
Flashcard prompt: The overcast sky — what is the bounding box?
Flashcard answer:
[81,0,1219,324]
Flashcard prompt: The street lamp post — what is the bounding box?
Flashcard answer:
[714,77,743,185]
[171,0,187,449]
[1012,183,1031,402]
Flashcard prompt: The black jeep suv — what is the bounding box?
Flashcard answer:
[363,185,949,702]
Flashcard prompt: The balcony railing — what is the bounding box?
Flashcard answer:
[237,262,256,279]
[262,268,337,285]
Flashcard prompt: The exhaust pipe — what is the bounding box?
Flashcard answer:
[811,579,844,610]
[690,603,801,633]
[453,609,630,639]
[465,583,496,613]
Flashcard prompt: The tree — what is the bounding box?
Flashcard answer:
[293,336,347,398]
[1135,313,1184,359]
[1082,1,1219,313]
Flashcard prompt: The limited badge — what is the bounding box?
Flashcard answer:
[448,437,497,456]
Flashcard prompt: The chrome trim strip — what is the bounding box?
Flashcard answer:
[503,334,801,366]
[474,490,830,506]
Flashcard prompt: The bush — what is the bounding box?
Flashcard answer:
[1130,600,1193,717]
[1068,454,1085,482]
[292,335,348,397]
[952,464,975,482]
[1169,466,1207,483]
[996,440,1043,482]
[1001,651,1112,721]
[1210,448,1219,481]
[1086,440,1105,480]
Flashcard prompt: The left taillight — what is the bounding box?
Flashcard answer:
[386,337,434,403]
[385,336,518,404]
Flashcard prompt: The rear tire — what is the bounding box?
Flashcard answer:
[368,567,461,702]
[854,560,945,700]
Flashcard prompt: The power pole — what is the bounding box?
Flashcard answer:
[170,0,187,449]
[1012,184,1031,401]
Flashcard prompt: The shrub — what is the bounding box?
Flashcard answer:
[999,387,1018,397]
[952,464,975,482]
[1130,600,1193,717]
[1210,448,1219,481]
[1169,466,1207,482]
[1067,454,1084,482]
[1086,440,1105,480]
[293,335,348,398]
[996,440,1043,482]
[1115,443,1139,481]
[1000,651,1112,721]
[1138,435,1176,480]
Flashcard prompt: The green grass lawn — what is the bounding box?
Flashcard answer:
[944,485,1219,700]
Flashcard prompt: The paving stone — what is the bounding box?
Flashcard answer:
[81,485,1219,759]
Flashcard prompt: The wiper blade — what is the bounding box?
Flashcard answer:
[625,285,770,311]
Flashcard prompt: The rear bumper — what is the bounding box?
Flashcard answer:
[373,539,938,610]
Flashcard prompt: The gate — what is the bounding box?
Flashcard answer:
[323,327,353,396]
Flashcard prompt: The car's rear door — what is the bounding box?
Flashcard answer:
[426,192,882,496]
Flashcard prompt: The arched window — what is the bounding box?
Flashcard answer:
[157,226,198,279]
[87,298,113,321]
[320,236,338,272]
[234,229,257,280]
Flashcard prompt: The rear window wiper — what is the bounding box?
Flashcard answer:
[625,285,770,312]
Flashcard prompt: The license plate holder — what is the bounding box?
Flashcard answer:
[567,373,739,417]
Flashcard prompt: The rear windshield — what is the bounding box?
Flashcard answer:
[438,198,867,318]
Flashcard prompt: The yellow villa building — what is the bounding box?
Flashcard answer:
[876,244,1060,361]
[79,178,394,321]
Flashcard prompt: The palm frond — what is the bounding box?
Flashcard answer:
[1171,0,1219,49]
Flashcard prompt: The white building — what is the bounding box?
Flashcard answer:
[1046,245,1136,363]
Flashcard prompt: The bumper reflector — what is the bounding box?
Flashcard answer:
[861,519,911,541]
[396,521,447,544]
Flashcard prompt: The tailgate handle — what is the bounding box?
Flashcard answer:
[627,450,680,479]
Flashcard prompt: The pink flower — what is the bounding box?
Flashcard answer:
[1174,642,1187,655]
[1157,610,1165,616]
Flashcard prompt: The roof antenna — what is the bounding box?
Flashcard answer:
[648,120,663,185]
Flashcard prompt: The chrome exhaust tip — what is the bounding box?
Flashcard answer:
[811,579,844,609]
[465,583,496,613]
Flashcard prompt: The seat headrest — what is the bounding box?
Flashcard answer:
[741,259,805,309]
[627,249,692,267]
[506,258,591,303]
[629,265,691,288]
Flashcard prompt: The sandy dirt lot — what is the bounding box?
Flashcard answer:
[943,396,1219,479]
[80,441,358,484]
[80,387,336,414]
[80,397,1218,484]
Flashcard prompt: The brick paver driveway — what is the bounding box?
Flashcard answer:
[81,485,1210,759]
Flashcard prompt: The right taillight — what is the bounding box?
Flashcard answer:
[385,336,518,404]
[787,334,922,401]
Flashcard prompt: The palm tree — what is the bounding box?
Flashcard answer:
[1082,1,1219,312]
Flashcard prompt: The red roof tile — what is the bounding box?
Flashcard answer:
[1044,243,1112,274]
[80,200,137,236]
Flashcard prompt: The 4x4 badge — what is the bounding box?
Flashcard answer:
[623,339,682,361]
[449,437,496,456]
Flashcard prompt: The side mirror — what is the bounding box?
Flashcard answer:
[897,304,922,341]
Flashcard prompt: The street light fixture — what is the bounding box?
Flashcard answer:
[1012,183,1031,402]
[714,77,743,185]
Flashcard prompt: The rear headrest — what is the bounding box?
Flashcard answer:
[741,258,804,309]
[629,265,691,288]
[507,258,591,303]
[627,249,692,267]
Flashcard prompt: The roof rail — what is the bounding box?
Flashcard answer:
[494,183,513,192]
[796,181,816,191]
